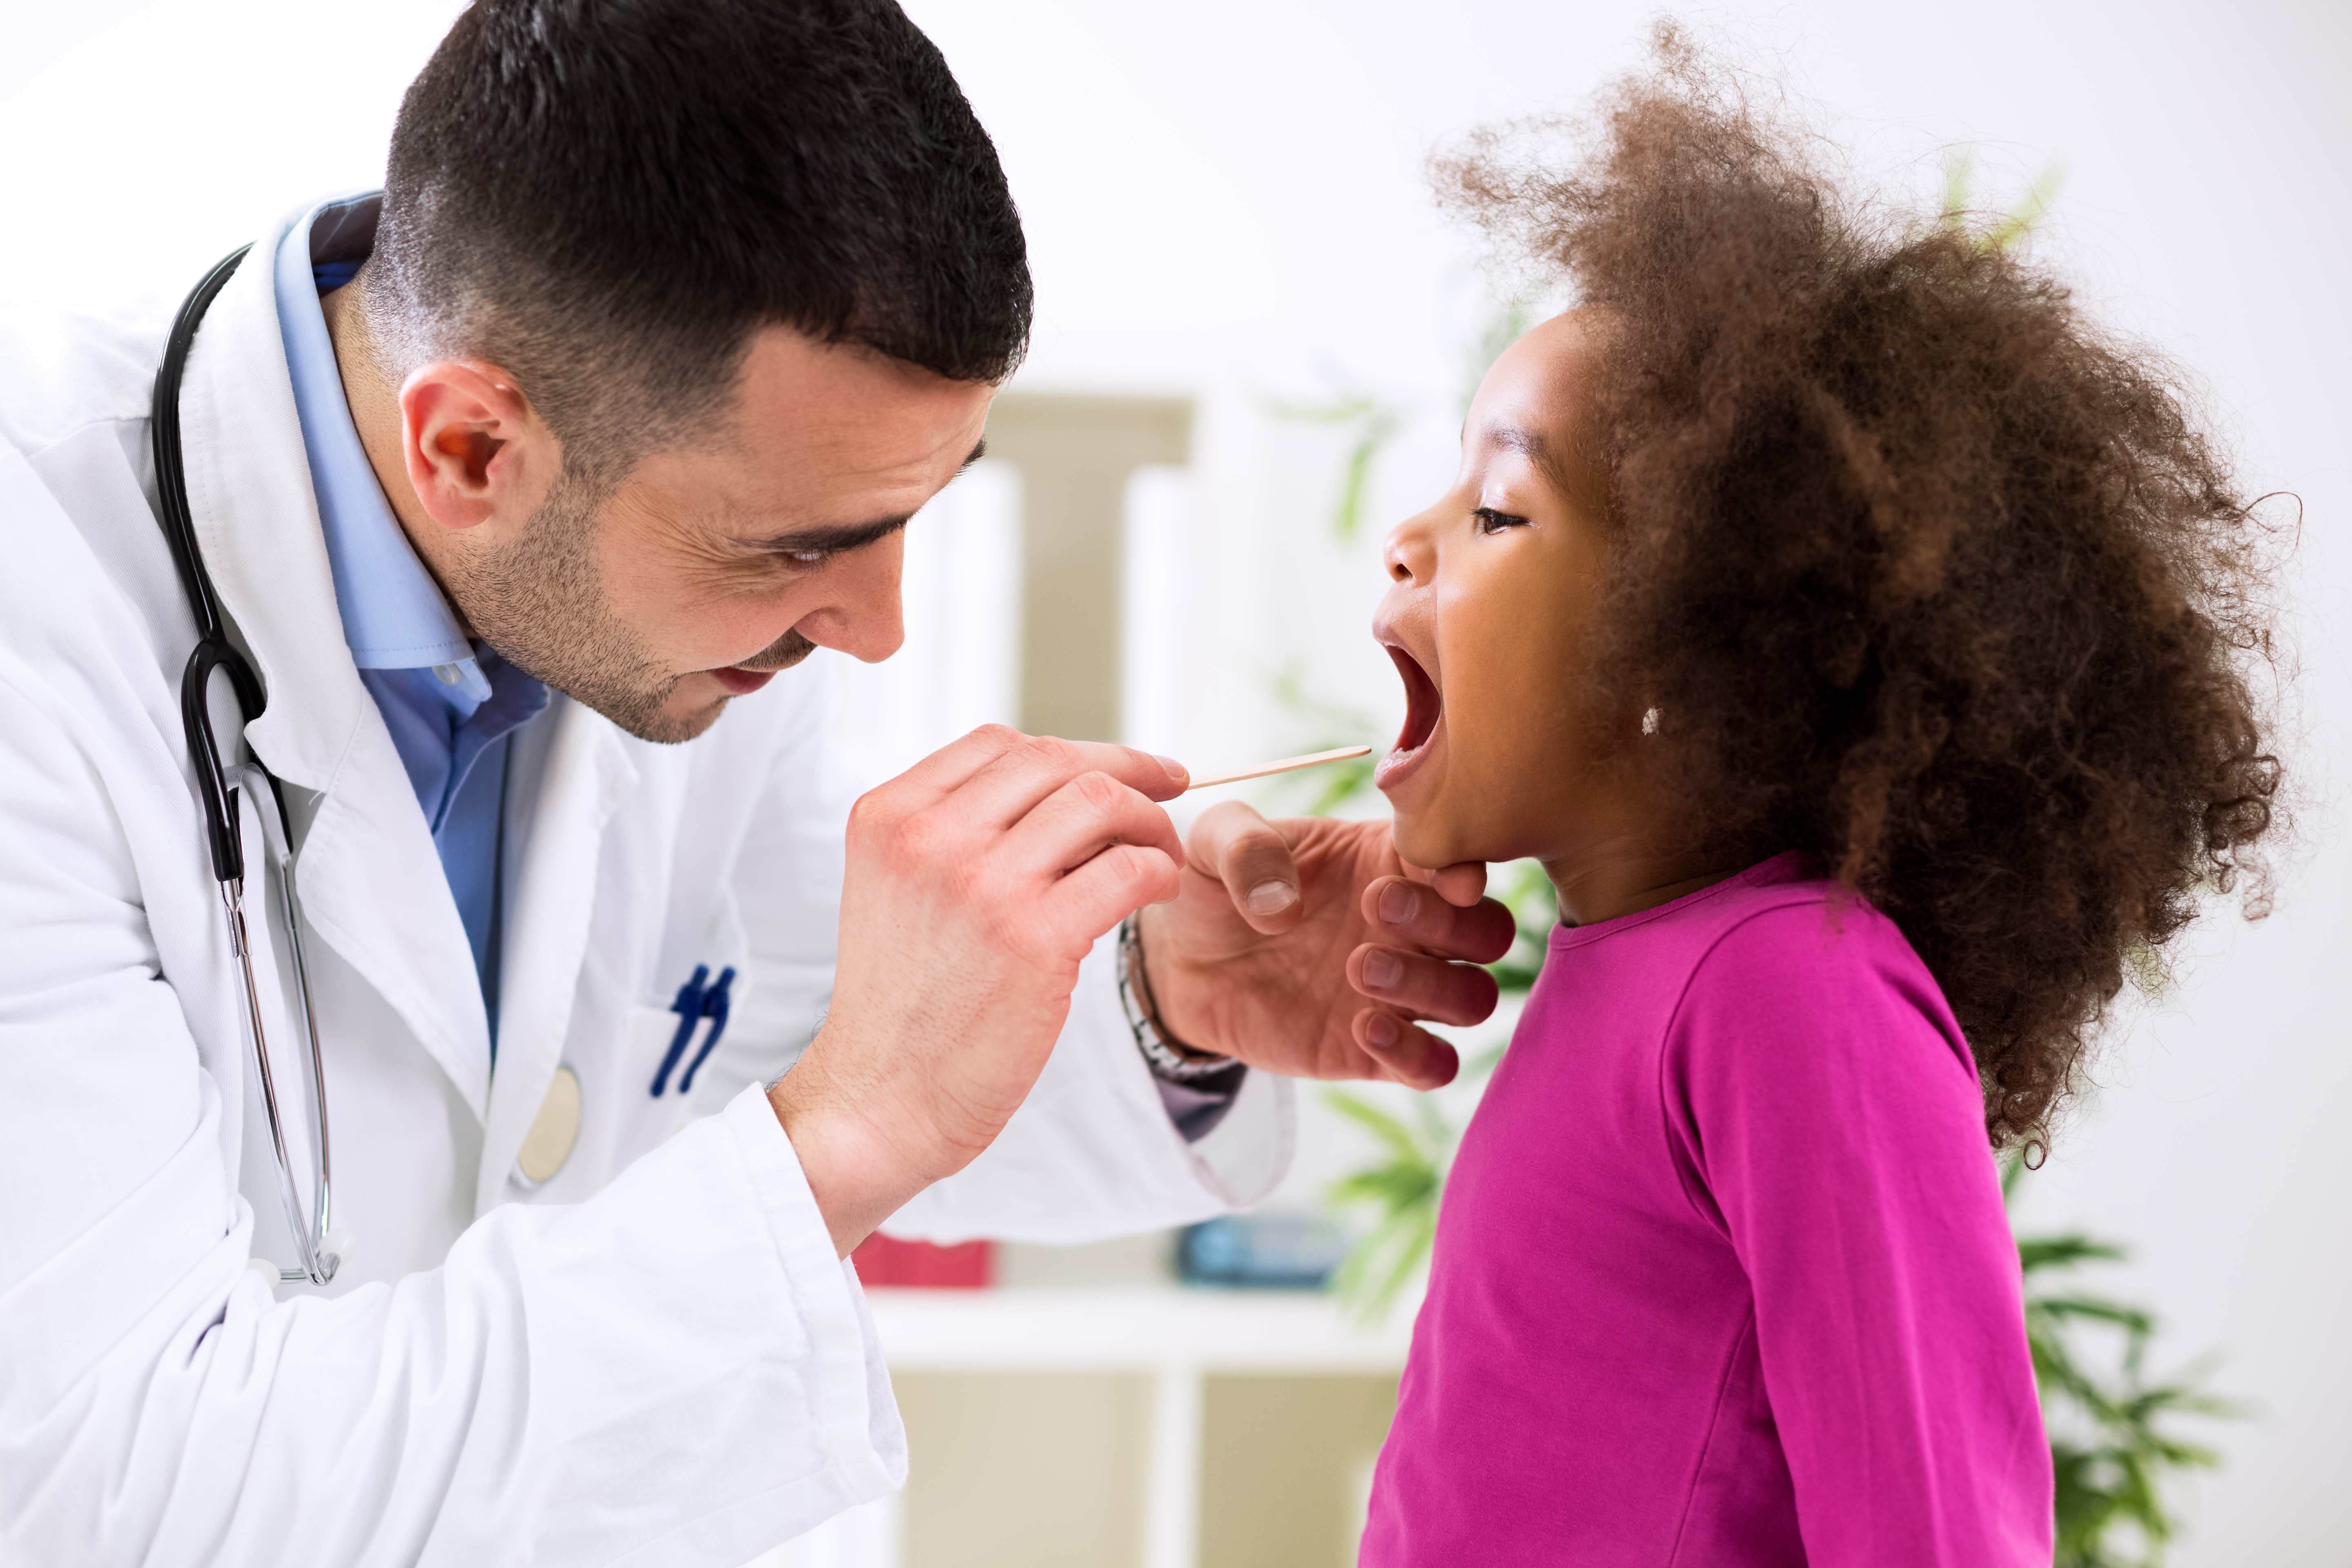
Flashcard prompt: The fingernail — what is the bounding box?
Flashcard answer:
[1245,879,1298,916]
[1379,882,1419,926]
[1154,754,1188,782]
[1363,949,1402,990]
[1366,1012,1399,1048]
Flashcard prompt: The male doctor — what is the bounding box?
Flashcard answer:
[0,0,1515,1563]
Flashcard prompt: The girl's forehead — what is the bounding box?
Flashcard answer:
[1466,312,1610,506]
[1475,314,1598,427]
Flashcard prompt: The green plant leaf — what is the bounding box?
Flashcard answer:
[1253,664,1385,817]
[1984,163,2066,253]
[2008,1158,2243,1564]
[1331,408,1405,543]
[1262,384,1409,542]
[1929,150,2064,255]
[2020,1233,2129,1272]
[1941,151,1974,228]
[1322,1087,1433,1165]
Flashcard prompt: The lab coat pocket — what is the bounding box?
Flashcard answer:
[636,998,709,1118]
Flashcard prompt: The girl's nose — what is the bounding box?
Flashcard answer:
[1382,513,1436,586]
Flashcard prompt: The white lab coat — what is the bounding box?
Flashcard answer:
[0,242,1292,1567]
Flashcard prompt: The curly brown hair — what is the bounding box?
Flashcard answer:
[1436,26,2285,1148]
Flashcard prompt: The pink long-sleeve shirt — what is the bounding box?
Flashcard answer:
[1361,853,2052,1566]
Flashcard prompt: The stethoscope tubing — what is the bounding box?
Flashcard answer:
[154,246,343,1286]
[151,245,255,884]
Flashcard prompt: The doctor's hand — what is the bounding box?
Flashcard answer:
[768,726,1188,1256]
[1136,804,1517,1091]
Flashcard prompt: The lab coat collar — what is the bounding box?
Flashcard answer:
[175,206,496,1118]
[477,694,641,1214]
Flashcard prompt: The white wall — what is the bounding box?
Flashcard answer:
[4,0,2345,1560]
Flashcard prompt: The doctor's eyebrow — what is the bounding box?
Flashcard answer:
[751,439,988,555]
[753,514,913,556]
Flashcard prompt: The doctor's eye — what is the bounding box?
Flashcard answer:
[781,549,828,567]
[1472,507,1529,535]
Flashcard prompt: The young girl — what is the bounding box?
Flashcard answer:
[1351,35,2282,1567]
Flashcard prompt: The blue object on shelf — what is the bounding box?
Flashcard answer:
[1176,1213,1352,1290]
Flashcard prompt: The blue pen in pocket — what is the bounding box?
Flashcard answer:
[677,969,733,1095]
[649,963,735,1098]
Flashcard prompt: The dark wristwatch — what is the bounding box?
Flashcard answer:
[1117,913,1245,1085]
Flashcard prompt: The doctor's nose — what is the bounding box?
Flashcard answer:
[797,529,907,664]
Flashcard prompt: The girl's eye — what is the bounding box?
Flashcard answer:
[1473,507,1529,535]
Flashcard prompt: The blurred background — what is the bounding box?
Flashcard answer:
[3,0,2345,1564]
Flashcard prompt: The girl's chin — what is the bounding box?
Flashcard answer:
[1385,805,1482,875]
[1386,782,1529,871]
[1381,738,1512,868]
[1380,757,1455,866]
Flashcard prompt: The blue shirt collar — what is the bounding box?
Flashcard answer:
[272,194,490,710]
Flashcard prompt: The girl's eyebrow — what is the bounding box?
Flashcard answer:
[1474,420,1576,492]
[1482,422,1552,463]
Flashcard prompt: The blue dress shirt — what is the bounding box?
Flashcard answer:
[274,196,547,1050]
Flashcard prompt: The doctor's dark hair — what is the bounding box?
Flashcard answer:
[368,0,1029,479]
[1440,27,2287,1149]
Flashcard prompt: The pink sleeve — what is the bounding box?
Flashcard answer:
[1664,901,2053,1567]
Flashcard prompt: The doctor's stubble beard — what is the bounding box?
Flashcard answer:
[443,469,817,745]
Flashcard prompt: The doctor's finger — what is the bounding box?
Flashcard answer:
[1181,801,1303,934]
[1049,843,1187,943]
[1352,1008,1461,1091]
[875,722,1031,805]
[1430,860,1489,908]
[1347,942,1500,1028]
[1000,772,1186,883]
[953,734,1190,828]
[1360,876,1517,963]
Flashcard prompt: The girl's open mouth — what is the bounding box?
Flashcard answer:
[1375,643,1443,791]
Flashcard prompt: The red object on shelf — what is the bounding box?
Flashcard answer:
[851,1233,993,1289]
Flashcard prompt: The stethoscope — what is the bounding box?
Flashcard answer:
[154,246,349,1286]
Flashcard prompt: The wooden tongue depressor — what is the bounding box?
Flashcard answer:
[1184,744,1376,791]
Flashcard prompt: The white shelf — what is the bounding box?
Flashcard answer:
[864,1284,1418,1374]
[821,1284,1419,1568]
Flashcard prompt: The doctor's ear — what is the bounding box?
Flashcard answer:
[397,362,550,533]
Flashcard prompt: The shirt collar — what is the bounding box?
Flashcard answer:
[273,193,490,711]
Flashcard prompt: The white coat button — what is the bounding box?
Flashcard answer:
[515,1065,582,1186]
